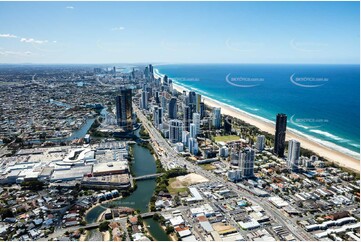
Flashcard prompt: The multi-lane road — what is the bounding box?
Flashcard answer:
[134,103,314,241]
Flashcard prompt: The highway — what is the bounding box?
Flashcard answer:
[134,102,314,241]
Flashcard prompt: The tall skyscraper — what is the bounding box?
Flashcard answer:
[188,91,196,104]
[144,66,149,79]
[192,113,201,135]
[256,135,265,151]
[182,131,190,147]
[141,91,148,110]
[163,75,168,85]
[161,95,168,112]
[200,102,205,119]
[153,106,163,129]
[212,107,221,129]
[168,97,177,119]
[224,116,232,134]
[196,94,202,113]
[239,148,255,178]
[190,123,197,139]
[155,91,160,104]
[274,113,287,157]
[287,139,300,171]
[146,87,153,98]
[169,119,183,143]
[183,105,191,131]
[115,88,133,132]
[148,64,153,74]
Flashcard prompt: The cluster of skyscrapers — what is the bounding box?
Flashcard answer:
[117,65,301,179]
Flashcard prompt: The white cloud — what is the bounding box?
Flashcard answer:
[20,38,48,44]
[53,40,57,43]
[111,27,125,31]
[0,34,18,38]
[0,50,32,56]
[66,6,74,9]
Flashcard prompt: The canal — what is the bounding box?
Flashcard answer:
[85,129,170,241]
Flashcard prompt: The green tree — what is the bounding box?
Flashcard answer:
[99,221,110,232]
[165,226,174,234]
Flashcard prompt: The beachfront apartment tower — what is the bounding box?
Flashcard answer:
[183,105,192,131]
[212,107,222,129]
[188,91,197,105]
[168,97,177,119]
[169,119,183,143]
[196,94,202,113]
[274,113,287,157]
[200,102,205,119]
[115,88,133,132]
[192,113,201,135]
[287,139,301,171]
[239,148,255,178]
[256,135,266,151]
[224,116,232,134]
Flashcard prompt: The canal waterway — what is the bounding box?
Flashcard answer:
[84,129,170,241]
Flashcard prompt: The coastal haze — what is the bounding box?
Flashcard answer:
[0,1,360,242]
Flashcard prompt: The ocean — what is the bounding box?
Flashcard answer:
[155,64,360,158]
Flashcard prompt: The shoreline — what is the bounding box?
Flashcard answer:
[154,70,360,172]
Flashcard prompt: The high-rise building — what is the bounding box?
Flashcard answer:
[224,116,232,134]
[144,66,149,79]
[196,94,202,113]
[115,88,133,132]
[212,108,221,129]
[141,91,148,110]
[287,139,300,171]
[182,131,190,147]
[183,105,191,131]
[188,138,198,155]
[192,113,201,135]
[153,106,163,129]
[169,120,183,143]
[161,95,168,112]
[188,91,197,104]
[239,148,255,178]
[131,68,135,80]
[163,75,168,85]
[146,87,152,98]
[274,113,287,157]
[168,97,177,119]
[200,102,205,119]
[155,92,160,104]
[149,64,153,74]
[256,135,265,151]
[190,123,197,139]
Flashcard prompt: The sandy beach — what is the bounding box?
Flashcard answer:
[154,71,359,172]
[173,83,360,172]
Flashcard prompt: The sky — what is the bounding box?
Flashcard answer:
[0,1,359,64]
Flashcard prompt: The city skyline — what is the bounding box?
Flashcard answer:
[0,1,359,64]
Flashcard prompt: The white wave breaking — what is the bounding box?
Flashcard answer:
[154,68,360,159]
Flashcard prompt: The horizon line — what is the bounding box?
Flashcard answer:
[0,62,359,66]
